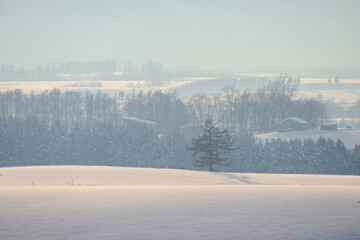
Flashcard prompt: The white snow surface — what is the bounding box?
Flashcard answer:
[0,166,360,240]
[256,128,360,149]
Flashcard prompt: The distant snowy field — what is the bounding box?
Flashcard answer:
[1,78,359,102]
[0,80,192,94]
[1,166,360,240]
[256,128,360,149]
[298,89,360,103]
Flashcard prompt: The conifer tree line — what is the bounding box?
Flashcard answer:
[0,117,192,169]
[231,134,360,175]
[0,117,359,175]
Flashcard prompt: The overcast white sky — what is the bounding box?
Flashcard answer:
[0,0,359,72]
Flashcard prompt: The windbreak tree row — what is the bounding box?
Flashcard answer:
[0,79,328,134]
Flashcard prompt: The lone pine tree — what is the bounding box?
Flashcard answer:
[189,118,235,172]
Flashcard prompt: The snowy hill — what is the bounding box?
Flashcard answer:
[255,128,360,149]
[1,166,360,240]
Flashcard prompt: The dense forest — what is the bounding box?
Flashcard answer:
[0,117,359,175]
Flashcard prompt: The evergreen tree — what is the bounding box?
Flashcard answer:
[188,118,235,172]
[351,144,360,175]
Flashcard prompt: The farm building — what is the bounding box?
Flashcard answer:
[320,123,337,130]
[277,117,309,132]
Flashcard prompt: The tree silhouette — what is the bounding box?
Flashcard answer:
[188,118,235,171]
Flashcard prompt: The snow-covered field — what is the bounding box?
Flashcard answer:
[256,128,360,149]
[1,79,360,102]
[300,78,360,84]
[1,166,360,240]
[0,80,192,94]
[298,89,360,103]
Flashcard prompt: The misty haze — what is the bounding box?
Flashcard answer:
[0,1,360,240]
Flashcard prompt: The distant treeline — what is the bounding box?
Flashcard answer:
[0,60,165,81]
[0,117,359,175]
[0,79,328,133]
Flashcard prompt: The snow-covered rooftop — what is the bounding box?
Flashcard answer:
[278,117,308,124]
[122,116,156,125]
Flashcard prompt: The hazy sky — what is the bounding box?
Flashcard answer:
[0,0,359,72]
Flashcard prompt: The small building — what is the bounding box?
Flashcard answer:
[320,123,337,130]
[278,117,309,132]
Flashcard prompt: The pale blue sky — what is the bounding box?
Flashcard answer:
[0,0,359,72]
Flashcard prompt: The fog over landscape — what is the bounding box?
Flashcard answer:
[1,0,360,240]
[1,0,359,73]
